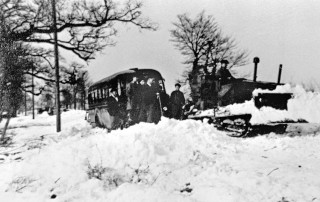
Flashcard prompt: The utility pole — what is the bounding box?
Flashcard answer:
[74,85,77,109]
[32,65,35,119]
[73,69,77,110]
[25,88,27,116]
[52,0,61,132]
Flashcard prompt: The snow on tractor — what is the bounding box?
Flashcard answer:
[188,92,294,137]
[187,58,300,137]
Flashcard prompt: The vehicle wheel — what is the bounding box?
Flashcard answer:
[214,118,250,138]
[95,114,102,128]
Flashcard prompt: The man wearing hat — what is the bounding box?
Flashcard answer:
[170,83,185,119]
[216,59,235,85]
[139,77,160,123]
[106,87,124,129]
[126,75,139,123]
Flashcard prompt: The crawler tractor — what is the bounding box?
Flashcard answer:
[188,58,299,137]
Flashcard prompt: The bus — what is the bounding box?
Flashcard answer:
[86,68,168,130]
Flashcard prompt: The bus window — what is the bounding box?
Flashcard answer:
[97,89,100,101]
[93,91,96,103]
[104,88,109,98]
[101,88,104,99]
[88,93,92,104]
[117,81,121,96]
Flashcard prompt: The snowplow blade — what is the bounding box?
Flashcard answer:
[254,93,293,110]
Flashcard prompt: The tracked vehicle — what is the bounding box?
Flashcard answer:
[188,58,298,137]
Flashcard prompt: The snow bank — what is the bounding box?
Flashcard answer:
[1,110,320,202]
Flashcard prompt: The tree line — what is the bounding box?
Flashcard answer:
[0,0,156,142]
[0,1,247,142]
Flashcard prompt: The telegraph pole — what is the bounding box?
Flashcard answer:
[51,0,61,132]
[25,89,27,116]
[32,65,35,119]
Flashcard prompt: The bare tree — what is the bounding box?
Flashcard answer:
[1,0,156,138]
[1,0,157,61]
[170,11,248,98]
[62,62,90,110]
[171,11,248,73]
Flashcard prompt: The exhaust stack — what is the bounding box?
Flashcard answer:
[277,64,282,84]
[253,57,260,82]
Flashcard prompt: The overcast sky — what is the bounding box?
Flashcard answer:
[87,0,320,92]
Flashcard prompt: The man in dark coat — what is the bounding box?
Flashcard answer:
[106,88,125,129]
[216,60,235,85]
[158,85,170,118]
[106,88,119,117]
[200,63,218,109]
[170,83,185,120]
[126,76,139,123]
[138,77,161,123]
[137,79,147,122]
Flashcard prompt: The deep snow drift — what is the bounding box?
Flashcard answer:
[0,84,320,202]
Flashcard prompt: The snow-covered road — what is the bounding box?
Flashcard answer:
[0,109,320,202]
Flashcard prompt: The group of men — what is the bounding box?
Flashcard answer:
[199,59,235,109]
[105,59,235,129]
[105,76,190,130]
[106,76,164,130]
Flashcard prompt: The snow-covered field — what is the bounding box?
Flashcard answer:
[1,85,320,202]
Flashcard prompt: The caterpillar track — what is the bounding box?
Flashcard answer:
[188,113,252,137]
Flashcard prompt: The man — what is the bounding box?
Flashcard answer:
[106,88,124,130]
[126,75,139,123]
[170,83,185,119]
[216,60,235,85]
[137,79,147,122]
[200,63,217,109]
[139,77,160,123]
[158,85,170,118]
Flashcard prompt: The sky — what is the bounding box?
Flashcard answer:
[86,0,320,93]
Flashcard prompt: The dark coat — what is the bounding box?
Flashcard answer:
[126,81,139,110]
[216,68,234,85]
[143,84,158,106]
[170,90,185,106]
[201,73,217,98]
[138,84,161,123]
[137,84,146,107]
[170,90,185,119]
[106,96,119,116]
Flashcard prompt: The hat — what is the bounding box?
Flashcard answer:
[221,59,229,64]
[175,83,181,87]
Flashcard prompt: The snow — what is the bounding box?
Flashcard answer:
[1,84,320,202]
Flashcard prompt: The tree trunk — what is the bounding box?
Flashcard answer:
[190,59,200,100]
[0,111,3,123]
[74,86,77,109]
[192,58,199,73]
[1,112,11,142]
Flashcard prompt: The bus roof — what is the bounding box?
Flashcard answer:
[89,68,164,91]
